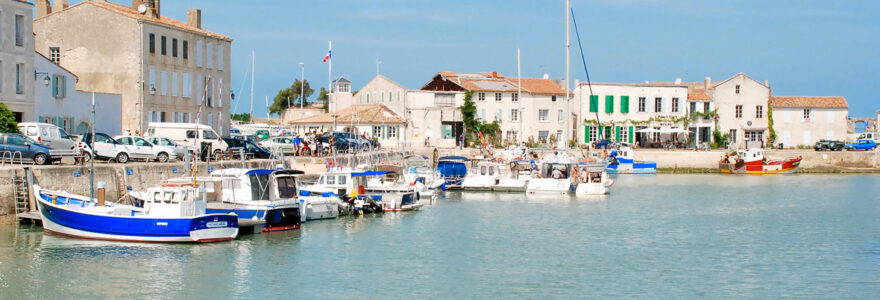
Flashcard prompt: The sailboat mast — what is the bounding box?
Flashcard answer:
[517,48,522,145]
[565,0,571,148]
[89,92,95,201]
[250,50,255,120]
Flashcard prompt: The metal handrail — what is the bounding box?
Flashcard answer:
[1,151,23,168]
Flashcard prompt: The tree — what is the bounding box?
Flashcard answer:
[231,113,251,123]
[459,90,478,146]
[0,103,19,133]
[767,106,777,146]
[270,79,314,114]
[317,87,329,112]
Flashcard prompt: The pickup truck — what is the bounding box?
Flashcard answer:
[813,139,844,151]
[845,139,877,151]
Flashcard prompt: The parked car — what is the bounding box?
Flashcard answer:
[17,122,75,150]
[319,133,357,153]
[254,130,270,141]
[257,137,296,154]
[114,135,175,162]
[223,137,273,159]
[145,122,228,160]
[77,133,132,163]
[845,139,877,151]
[0,133,55,165]
[814,140,844,151]
[145,136,190,160]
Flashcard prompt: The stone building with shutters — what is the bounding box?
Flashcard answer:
[34,51,122,135]
[574,81,689,147]
[0,0,35,122]
[33,0,232,135]
[769,96,848,148]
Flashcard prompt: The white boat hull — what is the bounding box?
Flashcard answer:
[526,178,571,195]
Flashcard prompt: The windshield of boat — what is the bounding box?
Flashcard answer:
[276,176,297,199]
[249,174,271,201]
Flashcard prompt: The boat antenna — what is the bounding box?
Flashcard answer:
[571,7,600,127]
[89,92,96,201]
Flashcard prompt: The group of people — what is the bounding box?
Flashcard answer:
[290,131,331,157]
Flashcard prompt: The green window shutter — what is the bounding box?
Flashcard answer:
[628,126,634,143]
[605,96,614,113]
[598,126,603,138]
[589,95,598,113]
[585,126,591,143]
[60,76,66,98]
[51,75,58,98]
[615,126,621,141]
[621,96,629,113]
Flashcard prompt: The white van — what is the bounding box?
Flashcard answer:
[145,122,228,158]
[18,122,75,150]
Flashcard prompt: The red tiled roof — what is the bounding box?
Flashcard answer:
[289,104,403,125]
[769,96,848,108]
[688,93,710,100]
[65,1,231,41]
[434,71,568,95]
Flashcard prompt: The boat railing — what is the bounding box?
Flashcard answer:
[1,151,23,168]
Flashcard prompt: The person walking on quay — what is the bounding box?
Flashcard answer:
[293,134,301,156]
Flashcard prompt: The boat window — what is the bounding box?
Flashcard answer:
[488,167,495,176]
[249,174,271,201]
[327,175,336,185]
[153,191,161,203]
[276,177,297,198]
[318,176,324,185]
[480,166,487,175]
[171,192,181,203]
[338,176,346,185]
[203,182,215,193]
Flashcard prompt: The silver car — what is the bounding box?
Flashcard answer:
[146,136,191,160]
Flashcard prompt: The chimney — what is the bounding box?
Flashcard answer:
[491,71,499,78]
[142,0,160,18]
[674,78,682,84]
[187,9,202,29]
[53,0,69,12]
[36,0,52,18]
[704,77,711,89]
[763,80,769,86]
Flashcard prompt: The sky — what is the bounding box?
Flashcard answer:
[155,0,880,118]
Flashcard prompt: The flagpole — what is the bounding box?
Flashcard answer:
[328,40,332,107]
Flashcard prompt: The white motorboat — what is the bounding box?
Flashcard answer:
[403,155,444,197]
[572,163,614,195]
[303,170,423,214]
[493,160,534,192]
[462,161,501,191]
[526,162,574,195]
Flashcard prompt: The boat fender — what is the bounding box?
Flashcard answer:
[52,195,57,205]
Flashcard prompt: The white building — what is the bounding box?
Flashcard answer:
[575,81,689,147]
[34,0,232,135]
[289,104,405,148]
[34,52,122,135]
[0,0,34,122]
[419,71,570,146]
[708,73,771,148]
[770,96,848,147]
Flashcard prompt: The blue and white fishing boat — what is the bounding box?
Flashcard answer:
[34,184,239,243]
[606,144,657,174]
[303,170,422,213]
[437,156,469,190]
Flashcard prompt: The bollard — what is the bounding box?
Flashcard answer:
[97,188,106,207]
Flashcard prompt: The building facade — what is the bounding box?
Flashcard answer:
[0,0,34,122]
[708,73,771,148]
[33,0,232,135]
[34,52,122,135]
[770,96,848,147]
[420,71,570,146]
[575,81,690,146]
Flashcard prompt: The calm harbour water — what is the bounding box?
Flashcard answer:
[1,174,879,299]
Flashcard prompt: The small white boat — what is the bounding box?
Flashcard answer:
[493,160,534,192]
[607,144,657,174]
[303,170,423,214]
[572,163,614,195]
[462,161,501,191]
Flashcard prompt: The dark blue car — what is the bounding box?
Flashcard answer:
[0,133,55,165]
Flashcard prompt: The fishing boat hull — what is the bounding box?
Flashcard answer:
[36,191,238,243]
[300,196,340,221]
[573,181,613,195]
[492,179,528,192]
[720,156,802,174]
[606,161,657,174]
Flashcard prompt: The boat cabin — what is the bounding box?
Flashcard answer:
[141,186,205,218]
[539,163,573,179]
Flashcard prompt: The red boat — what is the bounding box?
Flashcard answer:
[719,148,802,174]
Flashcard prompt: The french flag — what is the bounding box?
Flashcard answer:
[322,50,331,63]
